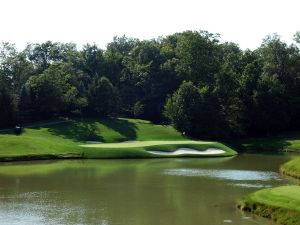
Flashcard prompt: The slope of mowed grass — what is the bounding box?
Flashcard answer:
[238,186,300,225]
[0,117,236,161]
[280,157,300,179]
[31,117,186,143]
[0,135,78,154]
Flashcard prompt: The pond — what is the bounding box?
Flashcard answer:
[0,154,293,225]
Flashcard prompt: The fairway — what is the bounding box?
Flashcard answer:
[81,140,214,148]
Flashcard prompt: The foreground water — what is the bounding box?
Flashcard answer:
[0,154,293,225]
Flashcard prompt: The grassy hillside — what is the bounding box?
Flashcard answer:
[0,118,236,161]
[238,186,300,225]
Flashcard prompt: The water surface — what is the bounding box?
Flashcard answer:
[0,154,293,225]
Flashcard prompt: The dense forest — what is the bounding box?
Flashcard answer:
[0,31,300,138]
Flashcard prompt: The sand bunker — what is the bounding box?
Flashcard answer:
[147,148,225,156]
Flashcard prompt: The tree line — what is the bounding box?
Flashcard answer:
[0,31,300,138]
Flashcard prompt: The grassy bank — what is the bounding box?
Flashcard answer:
[231,133,300,152]
[0,118,236,161]
[237,137,300,225]
[238,186,300,225]
[280,157,300,179]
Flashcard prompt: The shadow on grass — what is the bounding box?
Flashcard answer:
[227,133,300,152]
[47,120,104,142]
[40,118,138,143]
[100,118,137,141]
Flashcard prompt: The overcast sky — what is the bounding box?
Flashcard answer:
[0,0,299,50]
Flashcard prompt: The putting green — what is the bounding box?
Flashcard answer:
[81,140,214,148]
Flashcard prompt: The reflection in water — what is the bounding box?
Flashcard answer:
[0,154,292,225]
[231,183,272,188]
[163,168,282,181]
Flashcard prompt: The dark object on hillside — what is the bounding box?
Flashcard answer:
[14,126,22,135]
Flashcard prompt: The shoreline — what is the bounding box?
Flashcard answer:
[280,157,300,179]
[0,149,234,163]
[238,158,300,225]
[238,186,300,225]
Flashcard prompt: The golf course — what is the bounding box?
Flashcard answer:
[2,117,300,225]
[238,186,300,225]
[1,23,300,224]
[237,137,300,225]
[0,117,236,161]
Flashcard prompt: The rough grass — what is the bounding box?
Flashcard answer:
[230,133,300,152]
[0,117,236,161]
[238,186,300,225]
[280,157,300,179]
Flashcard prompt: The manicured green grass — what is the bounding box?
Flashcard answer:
[81,140,214,148]
[281,157,300,179]
[82,142,235,158]
[233,133,300,225]
[230,133,300,152]
[0,117,236,161]
[238,186,300,225]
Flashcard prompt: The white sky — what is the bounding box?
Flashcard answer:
[0,0,299,50]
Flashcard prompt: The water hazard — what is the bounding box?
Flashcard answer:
[0,154,293,225]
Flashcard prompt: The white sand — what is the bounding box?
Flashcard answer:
[147,148,225,156]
